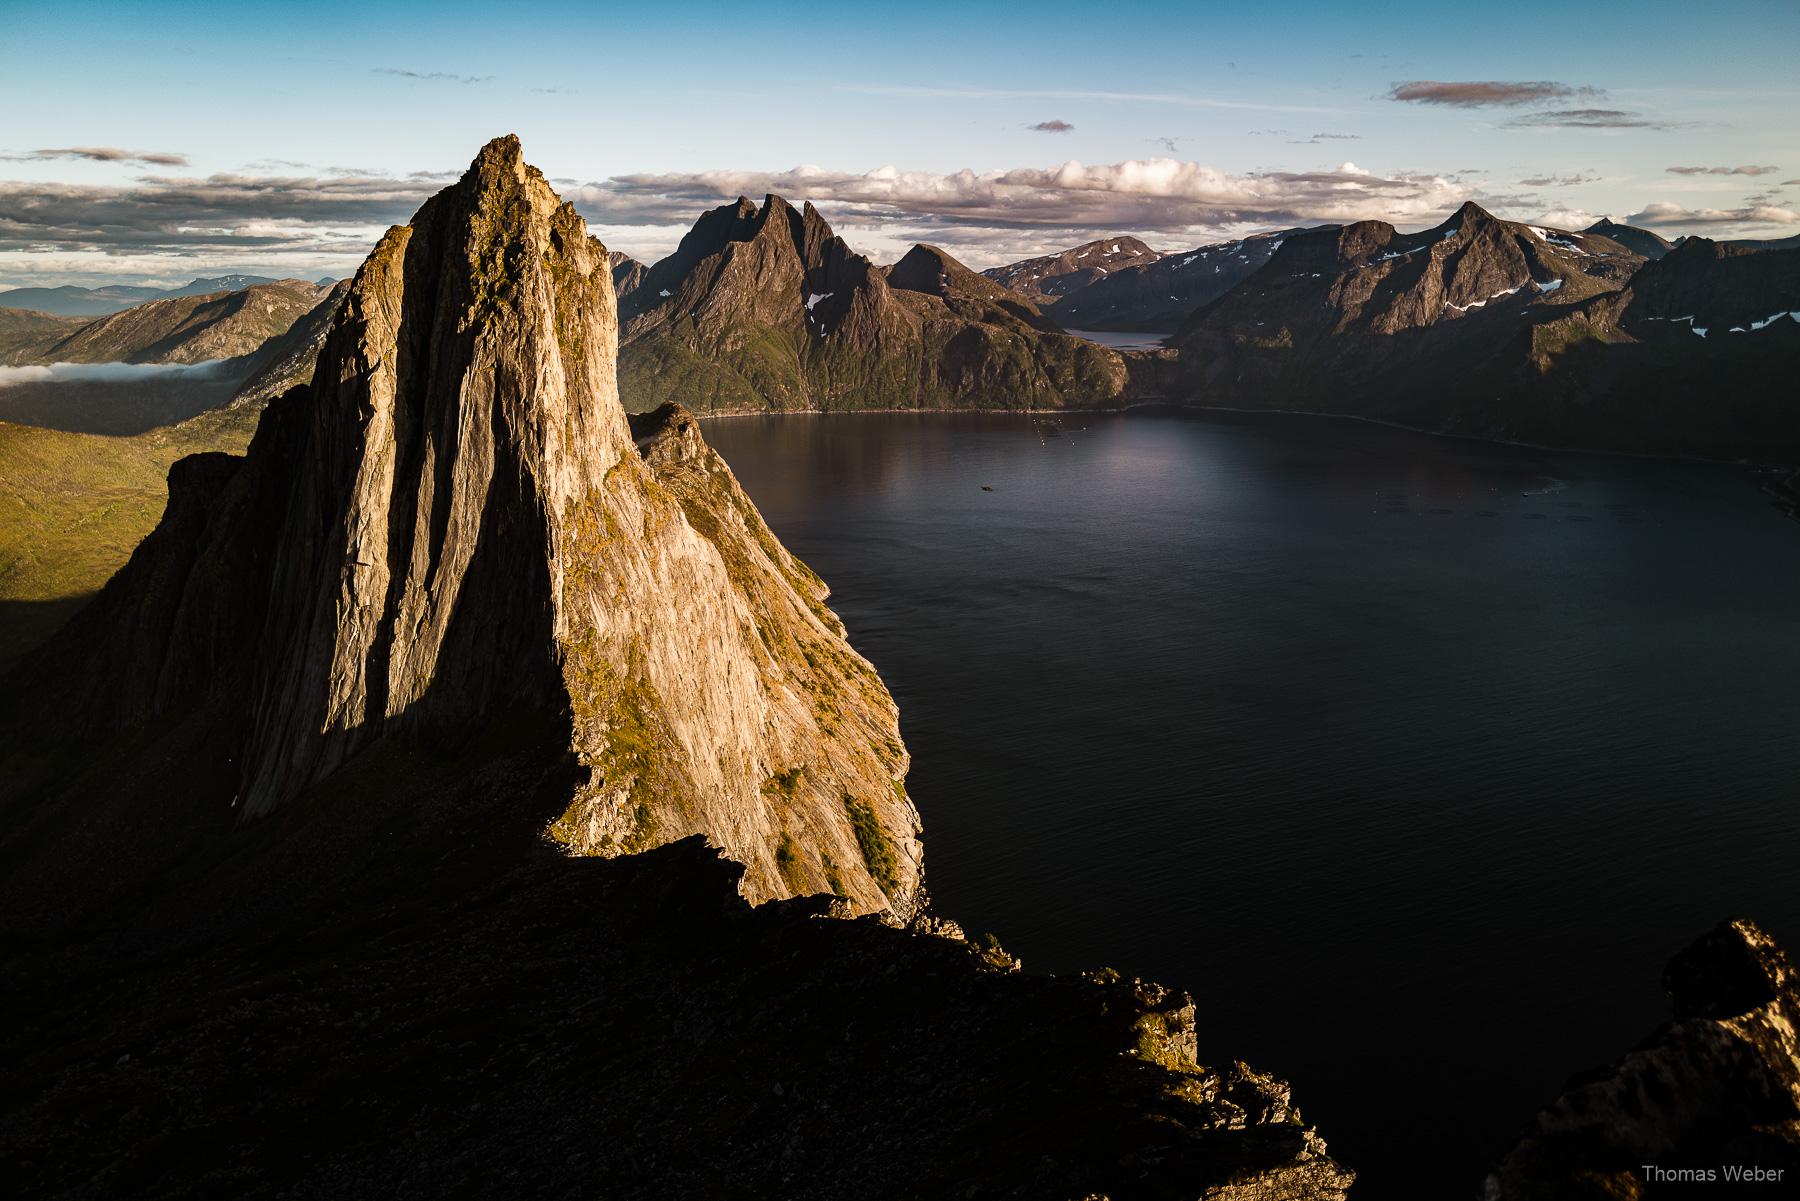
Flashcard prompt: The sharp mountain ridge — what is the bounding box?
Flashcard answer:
[616,193,1129,414]
[981,235,1163,301]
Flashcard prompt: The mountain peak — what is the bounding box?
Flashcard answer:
[20,137,922,914]
[887,243,979,297]
[470,132,525,171]
[1447,199,1501,230]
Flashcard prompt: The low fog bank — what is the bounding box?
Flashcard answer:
[0,359,253,436]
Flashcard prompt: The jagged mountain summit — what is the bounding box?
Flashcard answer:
[1174,201,1800,457]
[1047,228,1307,333]
[6,135,920,915]
[616,193,1128,414]
[981,235,1162,301]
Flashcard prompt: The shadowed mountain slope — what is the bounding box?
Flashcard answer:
[1172,203,1800,459]
[1583,218,1674,260]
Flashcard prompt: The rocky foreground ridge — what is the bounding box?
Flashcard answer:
[1490,918,1800,1198]
[0,137,1353,1198]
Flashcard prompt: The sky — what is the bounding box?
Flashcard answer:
[2,0,1797,288]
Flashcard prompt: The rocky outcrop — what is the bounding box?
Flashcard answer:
[982,235,1162,301]
[0,823,1351,1201]
[4,136,920,916]
[616,194,1127,414]
[1488,919,1800,1199]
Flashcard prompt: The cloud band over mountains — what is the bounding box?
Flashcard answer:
[0,148,1792,285]
[574,158,1469,234]
[0,158,1475,275]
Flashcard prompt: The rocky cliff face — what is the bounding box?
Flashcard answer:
[616,194,1127,414]
[981,235,1162,301]
[5,136,920,915]
[1489,919,1800,1199]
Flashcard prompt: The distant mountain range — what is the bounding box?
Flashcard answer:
[0,279,344,435]
[4,202,1791,460]
[609,195,1797,456]
[615,195,1125,414]
[0,283,168,317]
[1041,229,1300,333]
[0,274,336,317]
[979,236,1161,301]
[31,279,333,365]
[1172,202,1800,458]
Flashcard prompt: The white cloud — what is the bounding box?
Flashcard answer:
[1532,208,1600,230]
[0,153,1478,282]
[1626,201,1800,232]
[573,158,1471,265]
[0,360,242,388]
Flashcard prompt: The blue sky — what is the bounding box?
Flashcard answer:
[2,0,1796,286]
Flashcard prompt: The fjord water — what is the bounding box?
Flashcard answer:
[704,410,1800,1193]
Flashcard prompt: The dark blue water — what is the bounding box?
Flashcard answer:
[702,410,1800,1197]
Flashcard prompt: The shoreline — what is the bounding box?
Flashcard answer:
[687,399,1799,473]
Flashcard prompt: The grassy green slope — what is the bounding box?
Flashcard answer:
[0,402,263,667]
